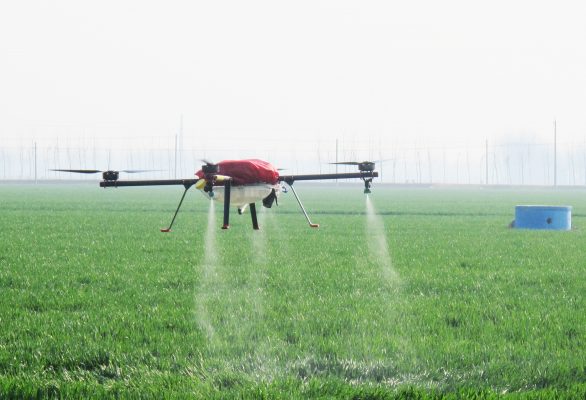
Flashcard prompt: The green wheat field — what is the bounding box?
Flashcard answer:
[0,183,585,399]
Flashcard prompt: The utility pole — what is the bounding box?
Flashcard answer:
[335,138,339,182]
[378,137,383,183]
[553,119,557,186]
[174,134,178,179]
[442,149,446,183]
[427,149,432,184]
[485,139,489,185]
[377,152,383,183]
[34,142,37,184]
[520,155,524,185]
[178,114,183,177]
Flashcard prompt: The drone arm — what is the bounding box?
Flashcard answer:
[278,171,378,184]
[100,179,199,188]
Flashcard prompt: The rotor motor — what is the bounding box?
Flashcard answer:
[358,162,375,172]
[102,171,119,181]
[202,163,219,174]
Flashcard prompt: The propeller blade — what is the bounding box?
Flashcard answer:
[201,159,216,165]
[330,160,393,165]
[50,169,102,174]
[120,169,162,173]
[51,168,163,175]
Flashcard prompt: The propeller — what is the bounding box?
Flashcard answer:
[330,161,363,166]
[50,169,102,174]
[329,161,376,172]
[329,159,393,172]
[50,168,162,181]
[50,169,160,174]
[196,160,233,198]
[200,159,219,175]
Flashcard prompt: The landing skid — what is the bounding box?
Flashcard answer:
[161,182,195,232]
[285,183,319,228]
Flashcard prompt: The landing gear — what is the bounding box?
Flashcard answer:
[250,203,259,230]
[161,182,195,232]
[221,179,231,229]
[285,182,319,228]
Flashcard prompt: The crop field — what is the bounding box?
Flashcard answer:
[0,183,585,399]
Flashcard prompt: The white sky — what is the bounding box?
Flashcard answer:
[1,0,586,154]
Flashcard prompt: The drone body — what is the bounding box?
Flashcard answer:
[54,158,379,231]
[193,159,282,210]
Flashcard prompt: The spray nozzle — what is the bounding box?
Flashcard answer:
[363,178,372,194]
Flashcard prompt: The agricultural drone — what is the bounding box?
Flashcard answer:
[52,159,379,231]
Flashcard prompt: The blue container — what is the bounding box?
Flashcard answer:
[514,205,572,230]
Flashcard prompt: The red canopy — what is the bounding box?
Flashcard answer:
[196,159,280,185]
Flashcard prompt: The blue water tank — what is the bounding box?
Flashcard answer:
[514,205,572,230]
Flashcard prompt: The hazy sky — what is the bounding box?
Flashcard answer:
[1,0,586,154]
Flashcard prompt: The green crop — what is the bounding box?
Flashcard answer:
[0,183,585,399]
